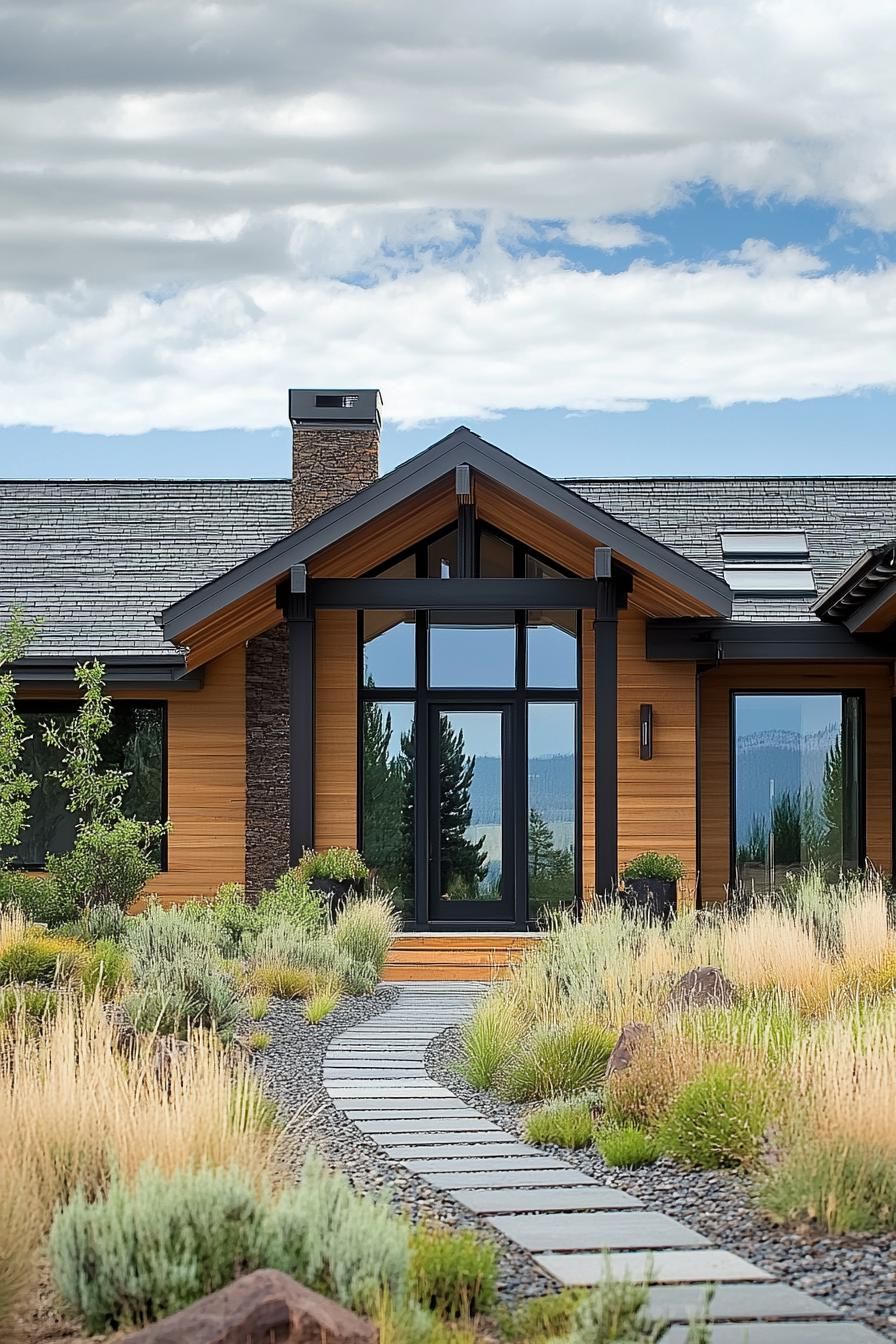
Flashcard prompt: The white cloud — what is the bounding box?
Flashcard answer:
[1,0,896,432]
[1,244,895,438]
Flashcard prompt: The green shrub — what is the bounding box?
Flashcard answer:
[409,1224,497,1319]
[524,1096,596,1149]
[566,1274,666,1344]
[0,984,57,1028]
[248,962,318,999]
[247,923,359,990]
[659,1063,768,1169]
[80,939,130,998]
[0,870,76,926]
[125,901,225,968]
[263,1153,411,1315]
[332,896,400,981]
[125,961,241,1041]
[496,1288,586,1342]
[620,852,684,882]
[0,932,85,985]
[46,818,161,913]
[51,1154,413,1333]
[304,986,341,1023]
[594,1124,660,1168]
[458,995,524,1090]
[77,902,127,945]
[497,1020,616,1101]
[188,884,260,953]
[247,992,269,1020]
[257,869,326,932]
[296,847,368,883]
[757,1140,896,1235]
[49,1164,265,1333]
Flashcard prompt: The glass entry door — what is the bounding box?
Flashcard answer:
[428,705,515,924]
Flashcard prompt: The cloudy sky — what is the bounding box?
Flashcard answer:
[2,0,896,477]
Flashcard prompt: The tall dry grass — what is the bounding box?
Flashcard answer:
[0,995,278,1238]
[0,1144,40,1339]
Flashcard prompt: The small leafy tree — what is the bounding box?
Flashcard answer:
[43,661,169,910]
[0,608,39,854]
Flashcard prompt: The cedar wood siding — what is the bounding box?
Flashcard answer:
[699,662,893,903]
[18,645,247,905]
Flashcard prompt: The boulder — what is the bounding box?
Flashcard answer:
[606,1022,652,1077]
[667,965,737,1012]
[124,1268,377,1344]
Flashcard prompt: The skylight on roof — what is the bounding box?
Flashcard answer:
[723,565,817,595]
[720,531,809,559]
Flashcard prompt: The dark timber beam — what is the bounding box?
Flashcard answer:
[594,547,626,898]
[646,619,896,662]
[284,591,314,863]
[309,577,603,610]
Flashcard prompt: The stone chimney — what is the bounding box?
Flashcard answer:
[288,389,381,530]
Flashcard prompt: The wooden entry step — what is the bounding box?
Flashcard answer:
[383,932,541,982]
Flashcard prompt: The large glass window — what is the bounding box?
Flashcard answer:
[6,702,166,869]
[429,613,516,688]
[528,703,577,922]
[733,692,862,894]
[361,701,415,920]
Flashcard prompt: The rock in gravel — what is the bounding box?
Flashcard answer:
[606,1022,653,1076]
[124,1269,376,1344]
[667,965,737,1011]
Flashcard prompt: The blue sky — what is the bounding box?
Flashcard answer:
[3,4,896,480]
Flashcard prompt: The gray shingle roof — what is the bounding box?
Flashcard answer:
[3,473,896,659]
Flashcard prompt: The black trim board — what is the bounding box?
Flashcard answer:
[646,620,896,662]
[161,427,732,639]
[12,657,202,689]
[311,577,605,611]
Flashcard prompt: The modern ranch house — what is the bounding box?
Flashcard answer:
[5,388,896,953]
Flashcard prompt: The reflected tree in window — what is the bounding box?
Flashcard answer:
[527,807,574,916]
[438,715,490,900]
[361,697,415,919]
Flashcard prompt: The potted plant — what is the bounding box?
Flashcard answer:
[619,852,684,921]
[295,848,368,919]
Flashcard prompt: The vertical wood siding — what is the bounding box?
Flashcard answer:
[580,609,698,895]
[699,662,893,903]
[314,609,358,848]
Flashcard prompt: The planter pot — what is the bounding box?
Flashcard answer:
[308,876,363,920]
[619,877,677,922]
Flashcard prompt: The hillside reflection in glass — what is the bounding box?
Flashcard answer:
[733,693,861,894]
[361,700,415,920]
[437,709,501,902]
[528,702,576,921]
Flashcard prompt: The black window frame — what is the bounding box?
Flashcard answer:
[727,687,866,891]
[9,698,169,872]
[358,522,582,928]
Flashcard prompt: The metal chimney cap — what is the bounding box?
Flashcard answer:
[289,388,382,429]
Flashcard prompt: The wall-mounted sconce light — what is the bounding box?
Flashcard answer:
[640,704,653,760]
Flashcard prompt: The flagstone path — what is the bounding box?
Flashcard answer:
[323,984,885,1342]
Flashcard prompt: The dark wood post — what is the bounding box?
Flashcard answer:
[285,566,314,864]
[594,547,619,898]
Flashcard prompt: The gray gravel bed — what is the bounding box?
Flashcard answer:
[427,1025,896,1341]
[252,990,556,1305]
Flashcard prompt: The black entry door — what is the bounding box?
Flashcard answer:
[428,703,516,925]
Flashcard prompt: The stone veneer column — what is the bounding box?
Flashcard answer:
[244,395,380,894]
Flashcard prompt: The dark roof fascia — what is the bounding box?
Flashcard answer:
[161,428,732,639]
[843,574,896,634]
[814,538,896,621]
[646,619,896,663]
[12,656,202,690]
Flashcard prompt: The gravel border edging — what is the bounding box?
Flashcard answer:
[426,1024,896,1341]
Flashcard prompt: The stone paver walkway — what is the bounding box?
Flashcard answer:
[324,984,885,1342]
